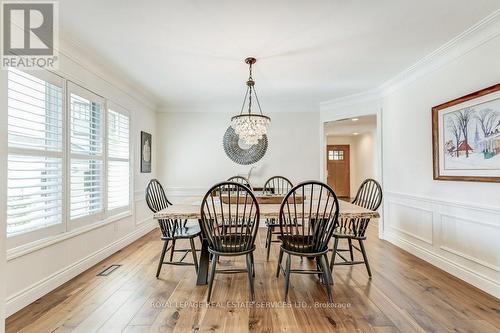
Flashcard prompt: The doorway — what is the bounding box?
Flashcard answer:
[326,144,350,198]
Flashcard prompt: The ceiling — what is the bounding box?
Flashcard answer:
[58,0,500,112]
[324,115,377,136]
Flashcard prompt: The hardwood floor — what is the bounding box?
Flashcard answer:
[6,224,500,333]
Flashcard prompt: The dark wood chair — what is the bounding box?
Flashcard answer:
[276,181,339,302]
[145,179,201,278]
[329,178,382,277]
[227,175,252,190]
[200,182,260,302]
[263,176,293,261]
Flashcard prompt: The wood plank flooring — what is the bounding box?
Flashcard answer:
[6,224,500,333]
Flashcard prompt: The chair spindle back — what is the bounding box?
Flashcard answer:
[263,176,293,195]
[279,181,339,253]
[201,182,260,253]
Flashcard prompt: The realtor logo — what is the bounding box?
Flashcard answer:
[1,1,58,69]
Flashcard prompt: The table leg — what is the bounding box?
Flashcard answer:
[196,221,210,285]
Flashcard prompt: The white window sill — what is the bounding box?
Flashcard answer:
[7,210,133,261]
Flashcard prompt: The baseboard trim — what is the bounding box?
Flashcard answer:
[5,220,156,317]
[383,230,500,299]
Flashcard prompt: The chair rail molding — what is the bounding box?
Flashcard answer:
[383,191,500,298]
[165,187,210,197]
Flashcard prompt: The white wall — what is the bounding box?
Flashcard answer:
[326,131,377,194]
[320,17,500,298]
[382,32,500,298]
[2,44,159,316]
[353,131,377,187]
[157,111,320,196]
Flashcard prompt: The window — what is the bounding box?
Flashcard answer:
[7,68,64,236]
[69,83,105,223]
[107,108,130,211]
[6,69,133,245]
[328,150,344,160]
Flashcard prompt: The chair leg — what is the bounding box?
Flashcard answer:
[250,252,255,277]
[330,237,339,271]
[276,248,284,278]
[284,254,292,302]
[246,253,255,301]
[169,239,176,262]
[358,239,372,278]
[156,240,169,278]
[315,257,323,282]
[266,227,272,261]
[189,237,198,274]
[323,254,333,285]
[348,238,354,261]
[207,254,218,302]
[319,254,333,302]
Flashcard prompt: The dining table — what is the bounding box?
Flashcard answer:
[153,195,380,285]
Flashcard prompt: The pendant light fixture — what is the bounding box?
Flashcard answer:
[231,57,271,146]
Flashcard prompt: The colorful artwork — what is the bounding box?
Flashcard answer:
[433,84,500,182]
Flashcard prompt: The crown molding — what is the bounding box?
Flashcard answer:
[320,87,383,112]
[380,8,500,96]
[320,9,500,110]
[58,38,161,111]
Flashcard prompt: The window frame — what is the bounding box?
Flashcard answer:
[7,69,67,248]
[106,102,132,217]
[6,69,133,249]
[67,81,107,230]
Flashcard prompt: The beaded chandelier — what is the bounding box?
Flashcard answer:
[231,57,270,146]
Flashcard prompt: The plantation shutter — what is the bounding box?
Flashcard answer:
[7,68,64,235]
[107,109,130,210]
[69,83,105,221]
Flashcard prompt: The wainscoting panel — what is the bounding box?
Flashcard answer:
[383,191,500,299]
[440,214,499,272]
[386,200,434,245]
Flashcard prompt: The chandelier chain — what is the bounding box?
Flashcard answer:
[239,86,249,115]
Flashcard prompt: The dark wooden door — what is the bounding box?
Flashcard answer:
[326,145,350,198]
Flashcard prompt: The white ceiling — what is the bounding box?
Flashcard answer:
[324,115,377,136]
[58,0,500,112]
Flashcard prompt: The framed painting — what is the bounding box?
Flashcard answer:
[432,83,500,182]
[141,131,152,173]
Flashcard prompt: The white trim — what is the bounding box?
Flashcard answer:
[383,230,500,299]
[440,245,500,272]
[5,219,156,317]
[319,105,384,239]
[320,9,500,107]
[380,8,500,96]
[386,197,434,245]
[165,186,208,197]
[388,225,433,246]
[134,189,145,202]
[385,191,500,214]
[136,215,154,226]
[320,88,383,113]
[383,191,500,297]
[7,210,133,261]
[57,38,159,111]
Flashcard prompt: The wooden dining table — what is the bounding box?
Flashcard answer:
[153,196,380,285]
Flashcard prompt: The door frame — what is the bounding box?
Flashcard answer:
[326,144,350,198]
[319,97,384,239]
